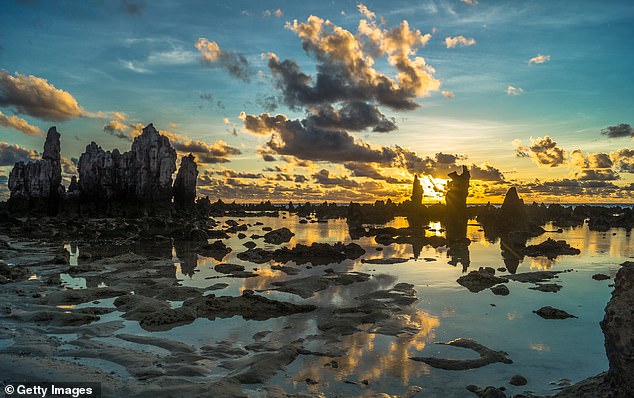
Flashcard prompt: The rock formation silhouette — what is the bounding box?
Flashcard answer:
[173,154,198,208]
[78,123,176,203]
[445,165,470,240]
[411,175,423,206]
[6,124,198,216]
[8,127,63,215]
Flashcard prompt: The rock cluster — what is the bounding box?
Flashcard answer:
[78,124,177,202]
[7,124,200,215]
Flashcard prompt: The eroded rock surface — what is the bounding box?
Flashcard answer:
[78,124,177,203]
[173,153,198,208]
[8,127,62,213]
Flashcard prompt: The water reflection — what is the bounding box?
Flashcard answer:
[50,215,634,396]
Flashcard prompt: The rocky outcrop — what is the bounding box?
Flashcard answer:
[445,166,470,241]
[553,261,634,397]
[263,227,295,244]
[411,174,423,205]
[600,262,634,397]
[446,166,470,218]
[78,124,177,203]
[500,187,526,224]
[8,127,63,213]
[173,154,198,207]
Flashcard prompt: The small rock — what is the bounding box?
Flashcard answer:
[509,375,527,386]
[592,273,610,281]
[490,285,510,296]
[533,306,577,319]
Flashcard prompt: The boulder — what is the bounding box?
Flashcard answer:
[263,227,295,244]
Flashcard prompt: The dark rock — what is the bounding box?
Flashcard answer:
[501,187,526,226]
[505,270,566,283]
[592,273,610,281]
[78,123,176,203]
[466,385,507,398]
[0,262,29,283]
[600,261,634,396]
[490,284,510,296]
[214,263,257,278]
[173,154,198,208]
[186,228,208,242]
[529,283,562,293]
[457,267,509,293]
[198,240,232,261]
[523,238,580,258]
[361,257,409,265]
[237,242,366,265]
[243,241,257,249]
[509,375,527,386]
[8,127,62,214]
[533,306,577,319]
[263,227,295,244]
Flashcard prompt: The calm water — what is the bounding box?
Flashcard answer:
[63,214,632,397]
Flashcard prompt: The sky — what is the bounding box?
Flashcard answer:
[1,0,633,203]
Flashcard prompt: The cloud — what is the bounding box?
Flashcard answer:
[0,142,38,166]
[469,163,505,181]
[274,12,438,111]
[263,9,283,17]
[121,0,146,15]
[171,139,241,164]
[514,136,567,167]
[461,0,479,5]
[312,169,359,189]
[528,54,551,64]
[257,146,277,162]
[601,123,633,138]
[445,36,476,48]
[344,162,407,184]
[195,38,250,82]
[610,149,634,172]
[575,169,619,181]
[506,86,524,96]
[120,60,151,74]
[0,70,84,121]
[570,150,613,169]
[241,112,402,164]
[0,111,43,136]
[357,3,376,20]
[306,102,397,133]
[441,90,455,99]
[212,169,263,179]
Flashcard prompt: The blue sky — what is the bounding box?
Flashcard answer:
[1,0,633,202]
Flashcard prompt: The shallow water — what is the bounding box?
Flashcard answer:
[65,214,632,396]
